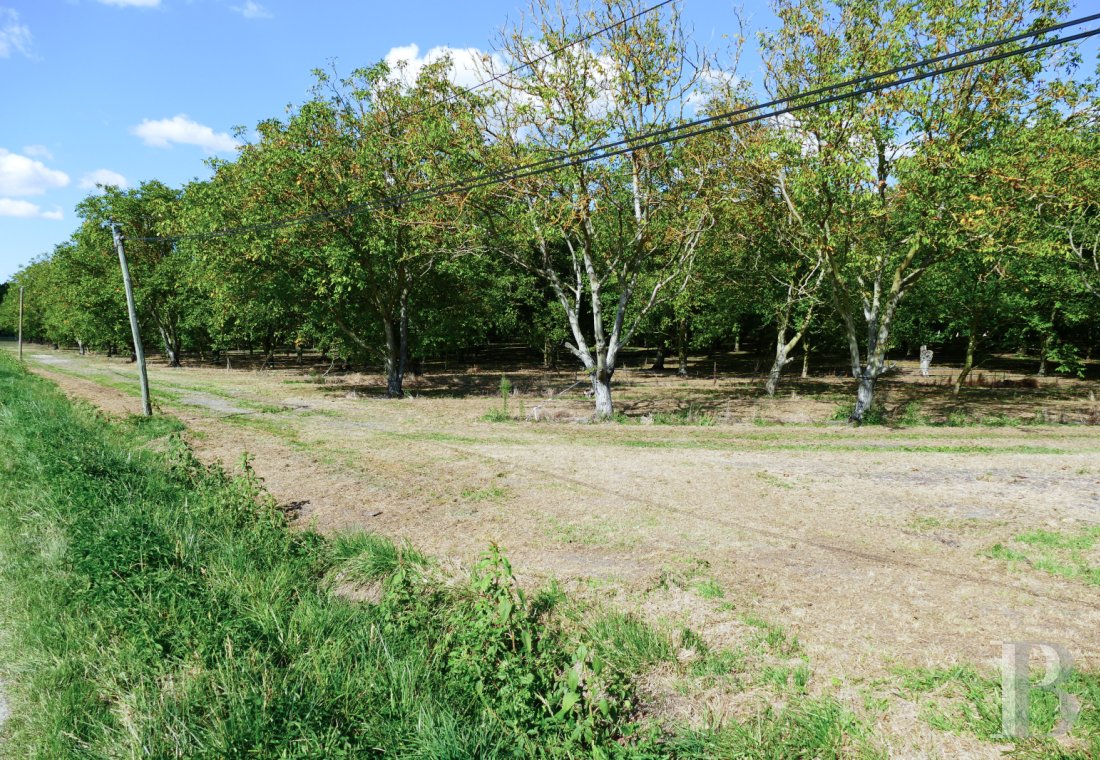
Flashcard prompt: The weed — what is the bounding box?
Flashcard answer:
[462,485,508,503]
[694,578,725,599]
[754,471,792,490]
[985,526,1100,586]
[587,612,674,673]
[482,407,512,423]
[832,403,886,425]
[946,409,974,426]
[907,515,942,531]
[761,663,812,694]
[670,698,884,758]
[331,531,428,584]
[742,615,804,658]
[986,543,1031,563]
[651,403,716,426]
[898,400,925,426]
[894,664,1100,754]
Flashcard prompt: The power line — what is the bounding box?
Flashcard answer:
[130,14,1100,244]
[396,0,676,123]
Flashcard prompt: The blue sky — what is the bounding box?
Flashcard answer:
[3,0,766,283]
[0,1,1096,283]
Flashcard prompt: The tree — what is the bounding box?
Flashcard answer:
[209,58,484,396]
[483,0,716,417]
[761,0,1073,421]
[76,181,200,366]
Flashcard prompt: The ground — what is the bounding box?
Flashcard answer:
[7,341,1100,758]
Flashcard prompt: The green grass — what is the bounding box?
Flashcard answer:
[694,578,725,599]
[669,699,884,759]
[619,437,1071,455]
[330,531,429,583]
[482,407,513,423]
[985,525,1100,586]
[586,612,674,673]
[742,615,804,658]
[0,354,884,757]
[462,485,509,503]
[894,665,1100,757]
[650,404,716,426]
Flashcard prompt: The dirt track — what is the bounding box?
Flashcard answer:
[14,347,1100,757]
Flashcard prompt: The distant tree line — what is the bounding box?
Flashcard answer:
[2,0,1098,420]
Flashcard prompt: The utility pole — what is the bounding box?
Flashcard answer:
[110,221,152,417]
[17,286,23,362]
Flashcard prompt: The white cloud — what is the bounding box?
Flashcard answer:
[131,115,240,153]
[685,67,741,113]
[0,198,62,220]
[0,8,32,59]
[99,0,160,7]
[383,43,498,90]
[80,169,128,190]
[0,148,70,196]
[22,144,53,160]
[232,1,272,19]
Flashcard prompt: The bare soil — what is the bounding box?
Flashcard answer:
[10,344,1100,758]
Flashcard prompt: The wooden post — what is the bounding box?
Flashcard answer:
[17,286,23,361]
[110,221,152,417]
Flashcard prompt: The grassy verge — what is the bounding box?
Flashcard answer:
[0,355,877,757]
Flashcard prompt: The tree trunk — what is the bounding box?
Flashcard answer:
[1038,306,1056,377]
[383,321,404,399]
[382,292,409,399]
[801,340,810,379]
[651,341,666,371]
[593,369,613,418]
[919,345,934,377]
[851,372,876,423]
[953,331,977,397]
[765,342,788,397]
[765,313,792,397]
[77,340,85,356]
[1038,334,1053,377]
[159,325,181,368]
[543,337,556,369]
[676,318,688,377]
